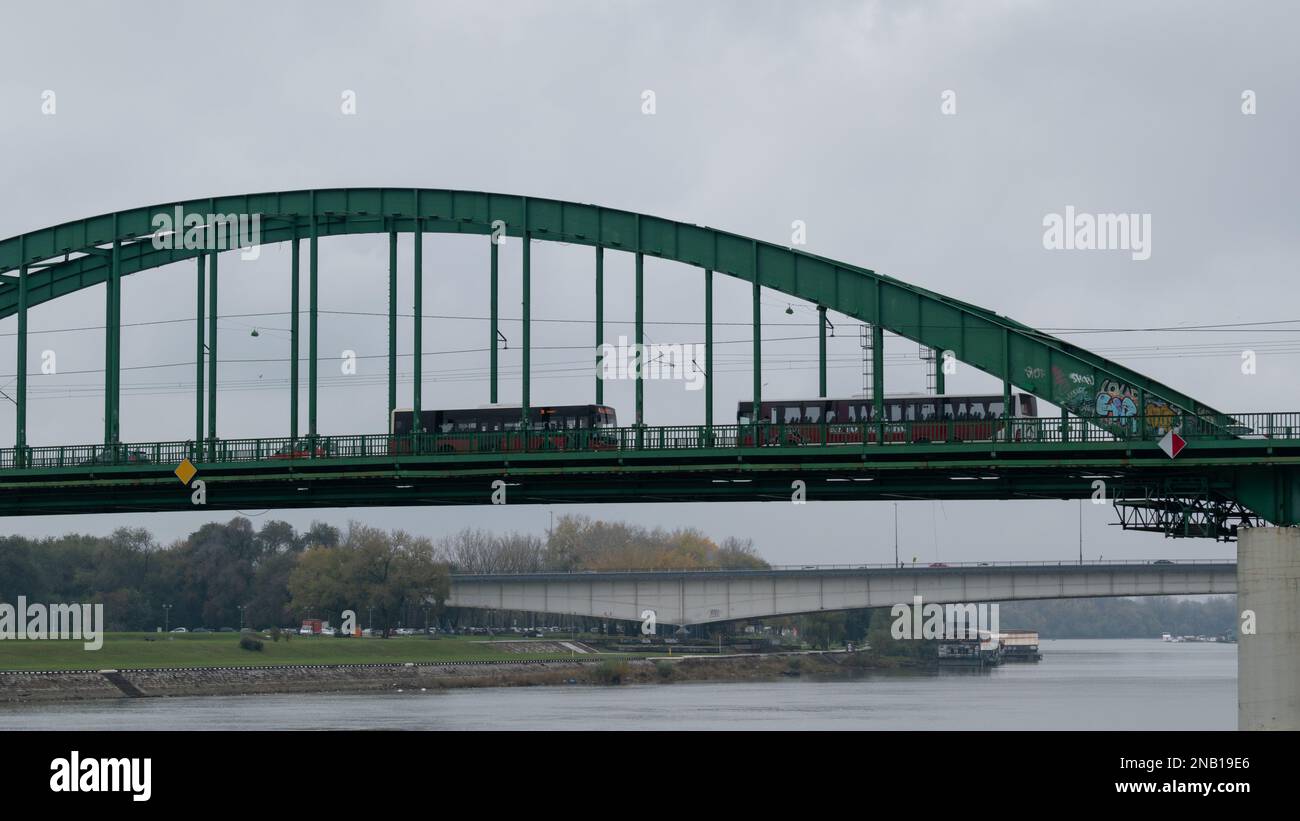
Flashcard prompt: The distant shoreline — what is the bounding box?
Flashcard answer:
[0,651,910,705]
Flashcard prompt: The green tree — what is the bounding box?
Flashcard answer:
[289,522,450,636]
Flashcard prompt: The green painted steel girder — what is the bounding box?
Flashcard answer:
[594,246,603,406]
[206,248,218,457]
[0,449,1292,519]
[0,187,1227,427]
[194,252,205,454]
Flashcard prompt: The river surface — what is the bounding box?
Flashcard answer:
[0,639,1235,730]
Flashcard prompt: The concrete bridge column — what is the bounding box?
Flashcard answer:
[1238,527,1300,730]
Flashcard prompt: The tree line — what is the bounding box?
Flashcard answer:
[0,514,766,633]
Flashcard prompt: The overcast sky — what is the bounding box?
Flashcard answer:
[0,0,1296,563]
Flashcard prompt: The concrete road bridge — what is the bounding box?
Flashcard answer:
[447,559,1237,626]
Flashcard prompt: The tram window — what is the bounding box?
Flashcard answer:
[920,402,936,420]
[783,405,801,424]
[968,401,986,419]
[888,403,903,422]
[904,402,916,422]
[825,406,836,423]
[1019,395,1037,416]
[988,400,1005,418]
[806,406,822,423]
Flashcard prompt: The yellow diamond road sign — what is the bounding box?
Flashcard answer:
[174,458,198,485]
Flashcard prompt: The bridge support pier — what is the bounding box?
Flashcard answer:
[1238,526,1300,730]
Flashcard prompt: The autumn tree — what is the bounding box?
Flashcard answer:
[289,522,450,635]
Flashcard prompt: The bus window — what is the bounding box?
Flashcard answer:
[805,406,822,423]
[888,402,903,422]
[988,400,1005,418]
[391,411,412,435]
[968,401,986,419]
[1018,395,1038,417]
[919,401,936,420]
[904,402,916,422]
[783,405,801,424]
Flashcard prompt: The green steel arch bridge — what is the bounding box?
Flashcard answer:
[0,188,1296,537]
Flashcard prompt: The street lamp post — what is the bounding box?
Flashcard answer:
[163,604,171,632]
[894,503,900,567]
[1078,499,1084,566]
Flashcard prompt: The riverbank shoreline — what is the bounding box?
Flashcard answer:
[0,650,915,705]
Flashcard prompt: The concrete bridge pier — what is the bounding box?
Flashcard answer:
[1238,526,1300,730]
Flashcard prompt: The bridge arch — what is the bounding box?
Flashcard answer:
[4,188,1292,529]
[0,187,1224,438]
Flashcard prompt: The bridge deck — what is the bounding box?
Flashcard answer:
[1,421,1296,520]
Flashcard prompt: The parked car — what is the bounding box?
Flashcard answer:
[928,562,950,568]
[170,627,187,633]
[79,449,152,465]
[269,442,329,459]
[192,627,212,633]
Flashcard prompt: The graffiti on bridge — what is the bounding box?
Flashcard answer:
[1052,368,1178,435]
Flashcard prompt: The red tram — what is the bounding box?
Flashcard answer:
[388,404,618,454]
[737,393,1039,445]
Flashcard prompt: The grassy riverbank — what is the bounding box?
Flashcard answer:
[0,632,624,671]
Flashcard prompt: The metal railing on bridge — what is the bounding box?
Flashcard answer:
[449,558,1237,577]
[1,411,1297,471]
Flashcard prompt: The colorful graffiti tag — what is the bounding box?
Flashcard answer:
[1144,399,1176,434]
[1096,379,1139,429]
[1051,366,1094,416]
[1051,368,1180,436]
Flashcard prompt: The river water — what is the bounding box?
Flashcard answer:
[0,639,1235,730]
